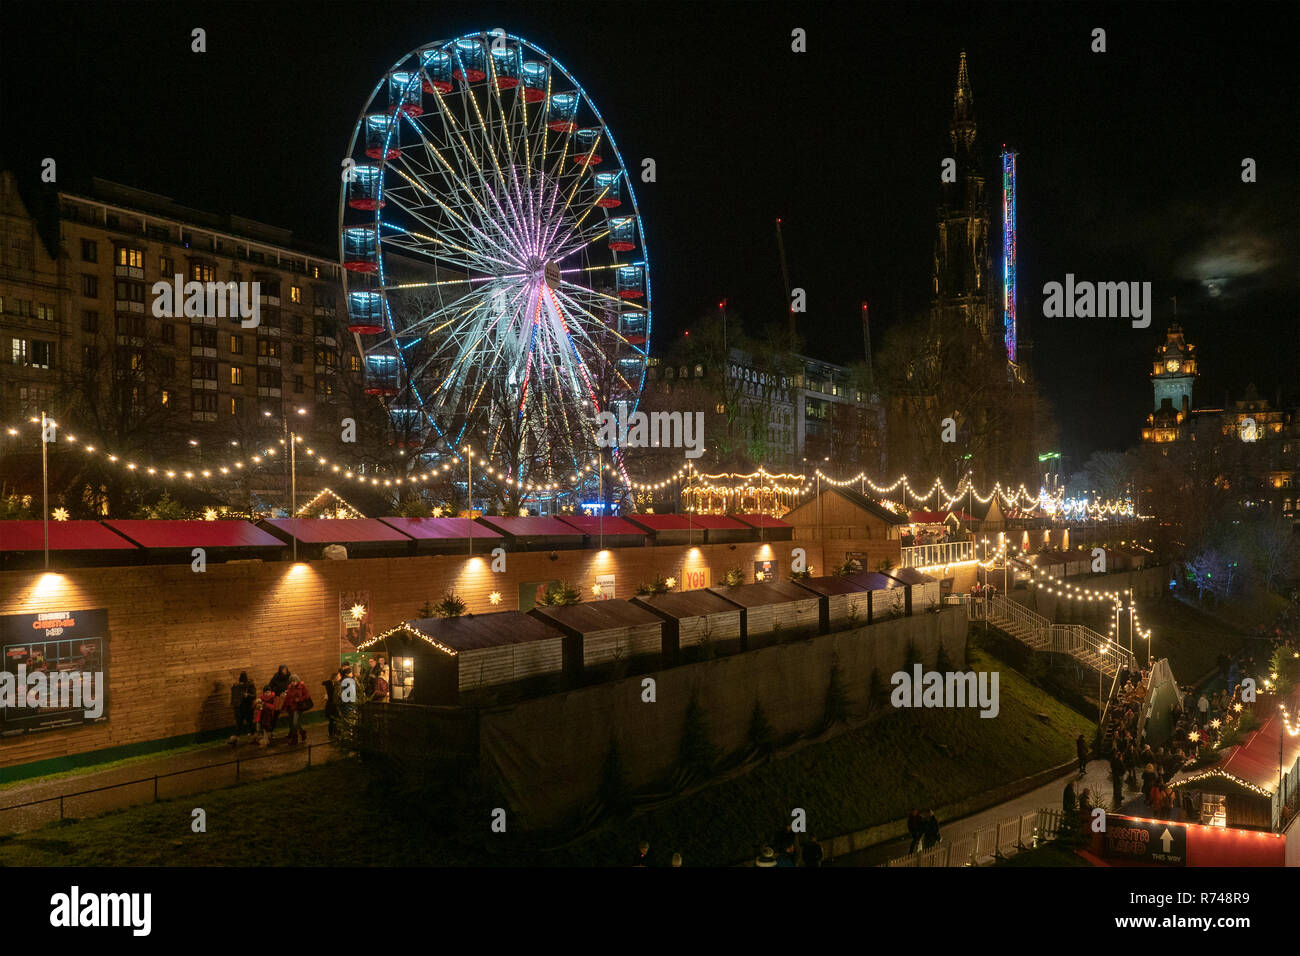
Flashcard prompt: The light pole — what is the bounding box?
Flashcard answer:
[40,411,51,571]
[1098,642,1109,728]
[462,445,474,556]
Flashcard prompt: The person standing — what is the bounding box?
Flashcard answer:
[921,809,941,849]
[373,656,391,702]
[323,670,341,739]
[1197,692,1209,726]
[801,834,824,868]
[1109,750,1126,807]
[907,808,925,854]
[268,665,291,737]
[254,685,278,747]
[229,671,256,744]
[1075,733,1089,776]
[282,674,313,745]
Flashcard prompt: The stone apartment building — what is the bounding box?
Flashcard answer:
[0,171,365,505]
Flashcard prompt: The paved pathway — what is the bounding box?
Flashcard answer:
[837,758,1121,866]
[0,726,346,835]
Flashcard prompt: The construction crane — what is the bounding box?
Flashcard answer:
[775,217,794,338]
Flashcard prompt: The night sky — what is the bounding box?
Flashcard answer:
[3,1,1296,471]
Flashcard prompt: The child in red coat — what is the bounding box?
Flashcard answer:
[254,686,278,747]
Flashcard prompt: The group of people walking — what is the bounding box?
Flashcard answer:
[229,665,314,747]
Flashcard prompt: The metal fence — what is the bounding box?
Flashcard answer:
[882,808,1064,867]
[901,540,973,569]
[0,741,343,836]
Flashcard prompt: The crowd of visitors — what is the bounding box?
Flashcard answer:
[228,665,315,747]
[228,655,394,748]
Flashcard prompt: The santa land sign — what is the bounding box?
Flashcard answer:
[1104,816,1186,865]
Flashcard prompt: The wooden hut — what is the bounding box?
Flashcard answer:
[0,520,141,571]
[554,514,649,550]
[260,517,414,559]
[730,513,795,541]
[708,580,820,648]
[845,570,906,622]
[623,513,706,546]
[474,516,586,551]
[529,598,665,678]
[687,514,754,545]
[782,487,909,541]
[1173,689,1300,831]
[360,612,563,705]
[880,567,942,615]
[632,589,744,662]
[792,575,872,632]
[377,516,503,555]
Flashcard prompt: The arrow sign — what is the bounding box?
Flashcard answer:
[1103,816,1186,865]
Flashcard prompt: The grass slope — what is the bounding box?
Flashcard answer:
[0,645,1094,867]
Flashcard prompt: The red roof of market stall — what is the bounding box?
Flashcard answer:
[105,519,284,549]
[0,520,140,552]
[555,515,648,536]
[731,513,794,529]
[261,518,412,544]
[378,516,503,540]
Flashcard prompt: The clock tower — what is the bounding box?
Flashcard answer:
[1151,324,1196,416]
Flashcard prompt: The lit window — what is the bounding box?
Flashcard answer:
[290,286,302,303]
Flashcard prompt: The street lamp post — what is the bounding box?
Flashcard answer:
[1098,642,1109,729]
[463,445,474,557]
[40,410,50,571]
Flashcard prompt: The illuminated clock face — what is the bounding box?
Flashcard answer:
[1165,359,1180,373]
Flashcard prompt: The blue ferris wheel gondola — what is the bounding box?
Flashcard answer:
[387,72,424,116]
[347,165,384,211]
[490,45,520,89]
[364,350,401,397]
[421,49,454,93]
[520,60,548,103]
[573,128,603,166]
[452,38,486,83]
[347,290,386,336]
[548,92,578,132]
[592,171,622,208]
[364,113,399,160]
[342,227,379,274]
[608,217,636,252]
[616,265,645,299]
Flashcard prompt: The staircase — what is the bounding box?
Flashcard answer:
[975,595,1132,681]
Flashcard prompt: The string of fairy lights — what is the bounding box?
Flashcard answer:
[3,415,1136,516]
[1013,545,1155,648]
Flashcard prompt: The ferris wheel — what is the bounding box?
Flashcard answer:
[338,31,651,482]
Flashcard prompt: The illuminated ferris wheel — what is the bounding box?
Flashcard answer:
[338,31,651,480]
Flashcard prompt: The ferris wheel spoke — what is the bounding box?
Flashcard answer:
[393,126,520,261]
